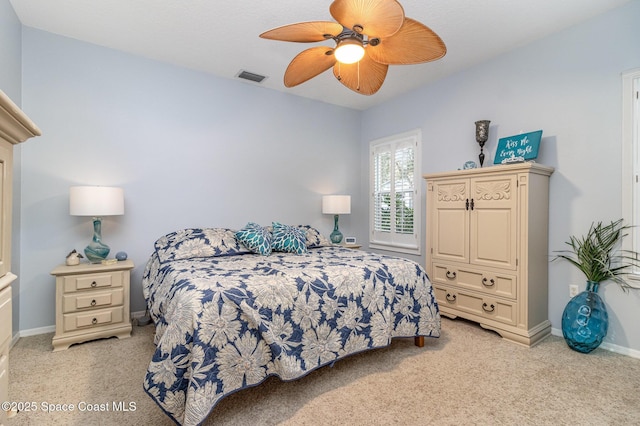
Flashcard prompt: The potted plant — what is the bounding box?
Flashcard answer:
[553,219,640,353]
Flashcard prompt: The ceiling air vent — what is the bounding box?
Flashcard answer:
[236,70,267,83]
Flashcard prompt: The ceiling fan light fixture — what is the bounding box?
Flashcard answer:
[334,38,365,64]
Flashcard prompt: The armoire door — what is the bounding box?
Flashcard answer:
[429,178,470,263]
[469,174,518,270]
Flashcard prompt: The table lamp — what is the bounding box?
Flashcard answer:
[70,186,124,263]
[322,195,351,244]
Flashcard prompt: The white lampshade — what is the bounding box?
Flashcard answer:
[322,195,351,215]
[70,186,124,217]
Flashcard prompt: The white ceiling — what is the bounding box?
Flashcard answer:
[9,0,631,110]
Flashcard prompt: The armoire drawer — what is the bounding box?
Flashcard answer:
[0,351,7,410]
[431,263,517,299]
[434,284,517,326]
[0,286,11,347]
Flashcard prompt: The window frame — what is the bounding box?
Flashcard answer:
[369,129,421,255]
[621,68,640,281]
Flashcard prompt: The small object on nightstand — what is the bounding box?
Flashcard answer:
[101,258,118,265]
[344,236,357,244]
[65,249,83,266]
[115,251,128,261]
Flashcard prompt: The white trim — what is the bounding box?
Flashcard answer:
[551,327,640,359]
[131,309,147,319]
[369,241,420,255]
[10,310,149,348]
[16,324,55,338]
[621,68,640,283]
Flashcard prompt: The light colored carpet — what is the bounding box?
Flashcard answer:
[5,318,640,426]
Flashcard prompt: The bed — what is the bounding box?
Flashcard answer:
[142,225,440,425]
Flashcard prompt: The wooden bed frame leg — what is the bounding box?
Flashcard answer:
[414,336,424,347]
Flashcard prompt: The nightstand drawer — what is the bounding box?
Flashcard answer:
[63,306,124,332]
[62,288,124,313]
[63,271,123,293]
[0,286,11,347]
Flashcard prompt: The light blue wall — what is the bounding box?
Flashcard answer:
[19,28,362,330]
[361,1,640,352]
[0,0,21,102]
[0,0,23,337]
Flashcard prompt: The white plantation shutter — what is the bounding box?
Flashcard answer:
[373,148,391,232]
[395,144,414,235]
[370,129,421,255]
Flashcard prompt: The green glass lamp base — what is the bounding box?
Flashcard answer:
[84,217,111,263]
[330,214,343,244]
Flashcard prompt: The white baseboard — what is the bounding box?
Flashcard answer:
[551,327,640,359]
[131,310,147,319]
[13,311,150,345]
[18,324,55,337]
[10,324,55,350]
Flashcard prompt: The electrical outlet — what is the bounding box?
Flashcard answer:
[569,285,579,298]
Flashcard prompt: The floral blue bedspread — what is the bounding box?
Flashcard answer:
[142,231,440,426]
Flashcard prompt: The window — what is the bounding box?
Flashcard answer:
[369,129,421,255]
[622,68,640,278]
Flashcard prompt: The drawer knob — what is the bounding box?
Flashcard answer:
[91,281,97,288]
[445,293,457,302]
[445,270,457,279]
[90,299,97,306]
[92,317,98,325]
[482,278,495,287]
[482,303,495,312]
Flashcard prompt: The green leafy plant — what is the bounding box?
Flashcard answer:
[554,219,640,292]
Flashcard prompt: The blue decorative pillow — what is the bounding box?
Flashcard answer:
[298,225,332,248]
[154,228,250,264]
[235,222,272,255]
[271,222,308,254]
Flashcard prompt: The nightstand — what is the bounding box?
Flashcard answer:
[343,244,362,249]
[50,260,134,351]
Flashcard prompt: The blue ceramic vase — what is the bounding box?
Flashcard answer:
[561,281,608,353]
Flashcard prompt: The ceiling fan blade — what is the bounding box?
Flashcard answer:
[330,0,404,38]
[367,18,446,65]
[260,21,344,42]
[284,47,337,87]
[333,51,388,95]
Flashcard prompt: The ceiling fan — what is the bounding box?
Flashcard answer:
[259,0,446,96]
